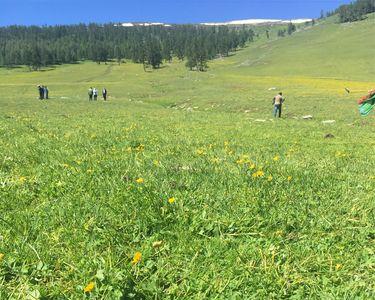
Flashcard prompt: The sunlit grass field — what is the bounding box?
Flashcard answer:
[0,16,374,299]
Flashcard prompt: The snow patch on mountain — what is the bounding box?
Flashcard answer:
[118,22,171,27]
[201,19,313,26]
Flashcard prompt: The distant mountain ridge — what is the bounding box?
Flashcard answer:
[201,19,313,26]
[117,19,313,27]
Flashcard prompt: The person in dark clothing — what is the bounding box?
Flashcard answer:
[102,88,107,101]
[38,85,44,100]
[44,86,49,99]
[88,87,93,101]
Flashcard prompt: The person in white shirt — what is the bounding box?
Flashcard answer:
[93,88,98,101]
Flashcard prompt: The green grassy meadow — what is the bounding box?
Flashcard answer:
[0,16,375,299]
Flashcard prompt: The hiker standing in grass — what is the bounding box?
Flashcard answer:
[102,87,107,101]
[38,85,44,100]
[273,92,285,118]
[44,86,49,99]
[88,87,93,101]
[93,88,98,100]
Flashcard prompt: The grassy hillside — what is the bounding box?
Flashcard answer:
[229,14,375,80]
[0,16,374,299]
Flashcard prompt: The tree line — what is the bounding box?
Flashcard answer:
[0,24,255,71]
[277,22,297,37]
[333,0,375,23]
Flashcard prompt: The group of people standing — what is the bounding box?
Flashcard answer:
[37,85,49,100]
[88,87,108,101]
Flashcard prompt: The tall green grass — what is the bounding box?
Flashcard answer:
[0,16,374,299]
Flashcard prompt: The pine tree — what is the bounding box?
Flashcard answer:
[287,23,296,35]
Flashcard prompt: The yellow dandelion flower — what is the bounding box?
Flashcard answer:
[249,163,256,170]
[252,170,264,178]
[335,264,342,271]
[273,155,280,162]
[84,281,95,293]
[335,151,347,158]
[18,176,27,184]
[168,197,176,204]
[196,149,205,155]
[136,178,144,184]
[132,252,142,265]
[288,176,292,181]
[275,230,283,237]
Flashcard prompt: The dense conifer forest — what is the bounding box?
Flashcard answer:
[0,24,254,71]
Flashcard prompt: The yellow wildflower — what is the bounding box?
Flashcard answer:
[335,151,347,158]
[335,264,342,271]
[288,176,292,181]
[252,170,264,178]
[196,149,205,155]
[18,176,27,184]
[267,175,273,182]
[136,178,144,184]
[168,197,176,204]
[132,252,142,265]
[273,155,280,162]
[249,163,256,170]
[84,281,95,293]
[275,230,283,237]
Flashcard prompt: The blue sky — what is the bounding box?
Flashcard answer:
[1,0,353,26]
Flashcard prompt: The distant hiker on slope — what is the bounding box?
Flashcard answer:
[273,92,285,118]
[88,87,93,101]
[93,88,98,101]
[102,87,107,101]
